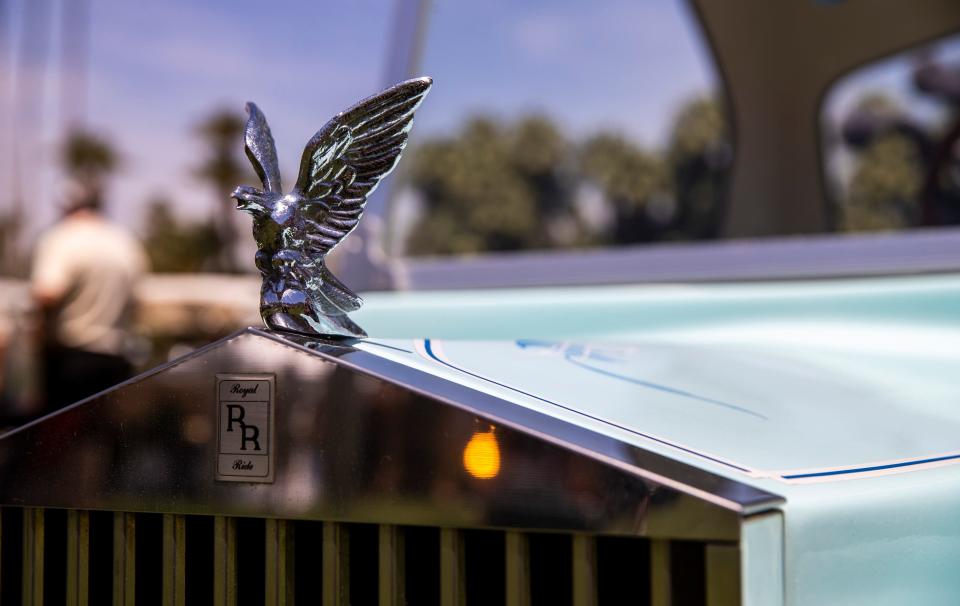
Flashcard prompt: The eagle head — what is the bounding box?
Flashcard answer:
[231,185,272,215]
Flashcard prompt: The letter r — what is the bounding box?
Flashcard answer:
[227,405,246,432]
[241,425,261,451]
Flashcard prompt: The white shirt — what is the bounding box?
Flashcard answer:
[31,214,148,355]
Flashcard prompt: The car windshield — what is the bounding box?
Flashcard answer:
[386,0,730,258]
[3,1,960,283]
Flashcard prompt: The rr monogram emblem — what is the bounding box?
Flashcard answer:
[225,404,262,451]
[216,374,275,482]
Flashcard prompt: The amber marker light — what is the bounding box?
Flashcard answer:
[463,428,501,479]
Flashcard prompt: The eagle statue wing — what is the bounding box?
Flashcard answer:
[243,102,282,193]
[294,77,432,257]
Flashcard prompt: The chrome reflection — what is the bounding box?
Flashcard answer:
[0,329,781,540]
[463,427,501,480]
[232,79,432,338]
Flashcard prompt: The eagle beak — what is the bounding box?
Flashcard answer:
[232,186,263,212]
[230,187,247,208]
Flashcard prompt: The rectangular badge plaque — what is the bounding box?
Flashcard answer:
[216,374,275,483]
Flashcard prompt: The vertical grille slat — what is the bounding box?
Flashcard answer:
[264,519,294,606]
[162,514,186,606]
[706,543,740,606]
[213,516,237,606]
[0,508,733,604]
[66,510,90,606]
[439,528,465,606]
[22,507,44,606]
[113,512,136,606]
[323,521,349,606]
[571,534,597,606]
[378,524,405,606]
[650,539,671,606]
[505,531,531,606]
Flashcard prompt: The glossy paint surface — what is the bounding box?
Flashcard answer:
[356,273,960,341]
[357,322,959,483]
[352,273,960,605]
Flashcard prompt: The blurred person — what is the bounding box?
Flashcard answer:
[31,182,148,414]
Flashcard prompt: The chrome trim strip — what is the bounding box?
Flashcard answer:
[263,329,782,513]
[213,517,237,606]
[264,519,294,606]
[66,510,90,606]
[504,531,531,606]
[571,534,598,606]
[113,512,136,606]
[323,522,350,606]
[439,528,465,606]
[23,508,44,606]
[378,525,406,606]
[706,543,741,605]
[649,539,672,606]
[393,227,960,290]
[162,514,186,606]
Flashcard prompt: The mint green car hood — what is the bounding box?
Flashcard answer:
[355,274,960,485]
[357,329,956,483]
[352,274,960,605]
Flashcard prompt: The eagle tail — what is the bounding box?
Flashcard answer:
[313,262,362,314]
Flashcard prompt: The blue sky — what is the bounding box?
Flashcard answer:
[415,0,716,141]
[1,0,717,238]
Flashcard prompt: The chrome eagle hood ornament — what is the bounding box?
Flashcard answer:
[232,77,432,338]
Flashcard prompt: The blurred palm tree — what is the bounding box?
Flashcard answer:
[407,116,546,254]
[666,97,730,239]
[840,93,924,231]
[579,132,669,243]
[142,197,222,273]
[404,99,734,255]
[845,134,924,230]
[61,129,119,194]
